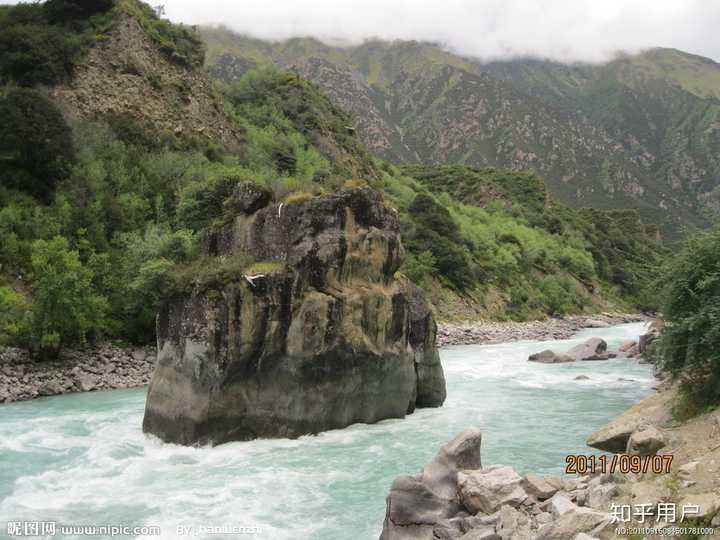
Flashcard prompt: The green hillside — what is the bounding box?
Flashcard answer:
[1,1,663,358]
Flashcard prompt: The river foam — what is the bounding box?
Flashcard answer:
[0,322,652,539]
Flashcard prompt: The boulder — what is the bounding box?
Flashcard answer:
[458,466,528,514]
[421,428,483,499]
[574,375,590,380]
[143,188,446,445]
[382,475,460,540]
[677,493,720,519]
[528,350,574,364]
[586,484,619,510]
[381,429,481,540]
[626,426,667,455]
[78,373,99,392]
[630,481,671,511]
[587,418,641,453]
[545,493,576,517]
[38,379,64,396]
[460,527,501,540]
[618,340,637,353]
[565,338,608,361]
[678,461,700,479]
[432,518,465,540]
[522,474,558,500]
[638,333,656,354]
[535,507,609,540]
[584,319,610,328]
[495,505,531,540]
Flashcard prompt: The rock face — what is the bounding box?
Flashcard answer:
[142,186,446,445]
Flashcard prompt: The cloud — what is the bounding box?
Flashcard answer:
[1,0,718,62]
[158,0,720,63]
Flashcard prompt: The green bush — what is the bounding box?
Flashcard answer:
[0,286,29,346]
[400,250,437,285]
[658,226,720,413]
[176,172,242,230]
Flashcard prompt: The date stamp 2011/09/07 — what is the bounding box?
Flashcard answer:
[565,453,673,475]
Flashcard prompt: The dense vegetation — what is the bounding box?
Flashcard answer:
[392,165,663,318]
[657,226,720,416]
[0,0,666,358]
[0,0,203,89]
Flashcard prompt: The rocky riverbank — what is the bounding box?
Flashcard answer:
[380,379,720,540]
[380,316,720,540]
[0,345,155,404]
[437,313,648,347]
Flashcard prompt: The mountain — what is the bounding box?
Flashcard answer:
[0,0,663,358]
[201,28,720,237]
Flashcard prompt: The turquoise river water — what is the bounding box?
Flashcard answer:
[0,322,654,540]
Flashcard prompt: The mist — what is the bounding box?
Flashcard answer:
[158,0,720,63]
[0,0,717,62]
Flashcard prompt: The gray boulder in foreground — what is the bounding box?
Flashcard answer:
[565,338,609,361]
[142,187,446,446]
[380,429,614,540]
[381,428,482,540]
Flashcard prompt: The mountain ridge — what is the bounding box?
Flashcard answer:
[202,28,720,237]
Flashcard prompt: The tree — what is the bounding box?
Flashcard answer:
[0,286,29,346]
[28,237,107,359]
[658,226,720,415]
[0,88,74,199]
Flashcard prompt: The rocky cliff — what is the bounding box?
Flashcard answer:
[53,9,242,149]
[142,185,446,445]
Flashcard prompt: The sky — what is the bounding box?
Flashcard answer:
[3,0,720,63]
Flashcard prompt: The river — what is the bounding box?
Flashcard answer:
[0,322,653,539]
